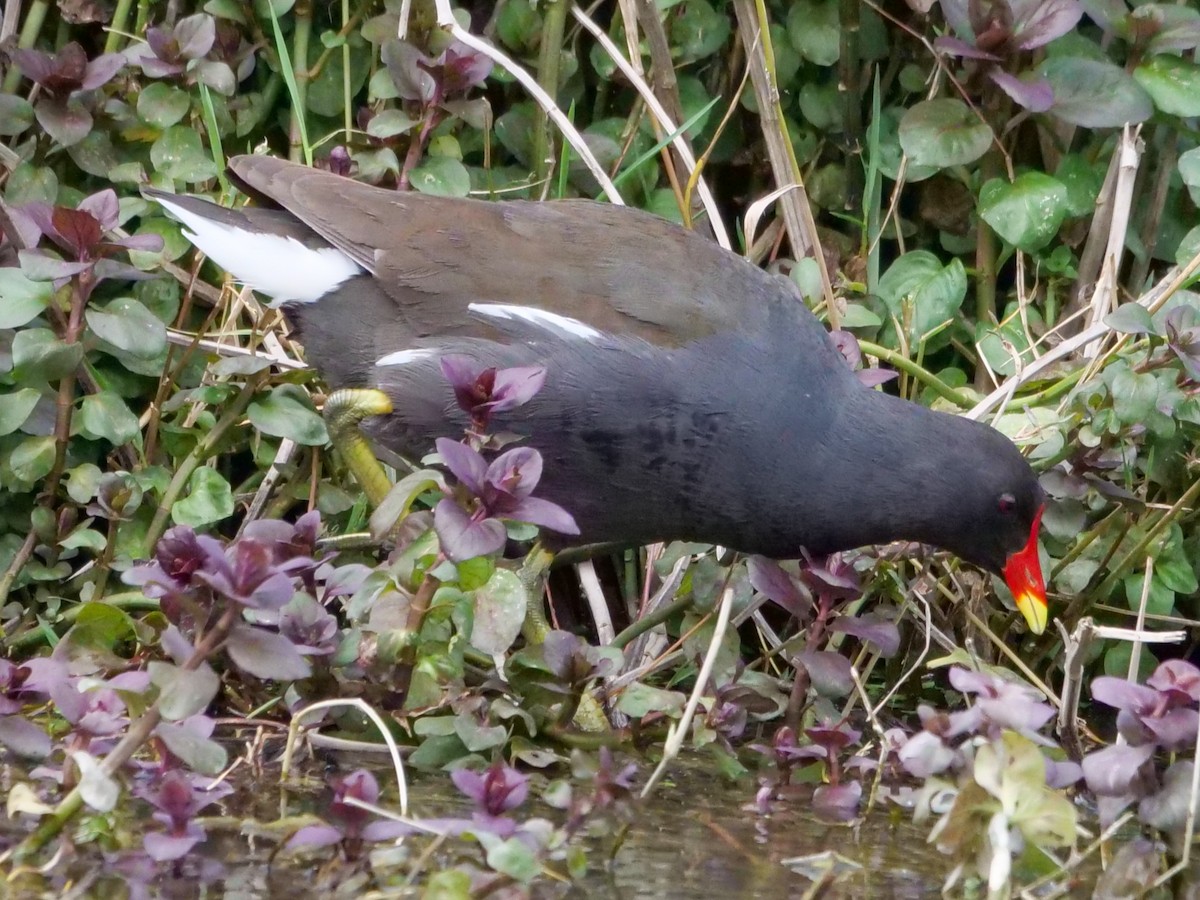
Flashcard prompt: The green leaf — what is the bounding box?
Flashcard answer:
[453,716,507,752]
[1123,572,1176,618]
[1180,147,1200,207]
[67,130,119,178]
[673,0,732,63]
[247,385,328,445]
[5,163,58,204]
[60,527,107,551]
[11,329,84,382]
[9,436,55,484]
[1054,154,1103,219]
[424,869,472,900]
[137,83,192,129]
[409,157,471,197]
[616,682,686,718]
[306,36,369,117]
[75,392,141,446]
[1104,304,1156,335]
[151,660,220,721]
[150,126,219,183]
[365,109,417,139]
[470,568,526,656]
[172,468,235,527]
[1134,55,1200,117]
[483,835,540,882]
[898,99,991,169]
[1177,224,1200,267]
[786,0,840,66]
[496,0,540,53]
[1110,366,1159,424]
[86,298,168,359]
[0,389,40,437]
[0,95,34,136]
[1040,56,1153,127]
[978,173,1069,252]
[1157,555,1199,595]
[0,270,53,327]
[877,251,967,344]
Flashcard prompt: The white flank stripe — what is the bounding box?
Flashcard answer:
[468,303,601,339]
[153,196,363,304]
[376,348,437,367]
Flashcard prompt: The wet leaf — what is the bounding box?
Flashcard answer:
[899,99,991,169]
[978,173,1069,252]
[0,271,53,328]
[172,468,234,527]
[137,83,192,128]
[151,660,220,720]
[0,95,35,136]
[616,682,686,718]
[86,298,168,359]
[877,250,968,344]
[150,125,219,183]
[12,329,84,382]
[0,388,42,436]
[226,624,311,680]
[470,568,526,656]
[410,156,471,198]
[75,392,140,445]
[248,385,329,445]
[1040,56,1153,126]
[1134,54,1200,117]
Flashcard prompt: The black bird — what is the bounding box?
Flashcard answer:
[148,155,1047,633]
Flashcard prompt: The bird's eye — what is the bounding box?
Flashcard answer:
[997,493,1016,514]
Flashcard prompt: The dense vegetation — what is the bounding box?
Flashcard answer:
[1,0,1200,895]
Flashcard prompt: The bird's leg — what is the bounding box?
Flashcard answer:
[323,389,395,508]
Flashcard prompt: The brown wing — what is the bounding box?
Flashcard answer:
[227,155,793,346]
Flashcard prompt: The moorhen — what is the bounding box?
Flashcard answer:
[148,155,1048,633]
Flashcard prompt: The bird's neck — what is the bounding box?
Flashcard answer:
[764,387,975,557]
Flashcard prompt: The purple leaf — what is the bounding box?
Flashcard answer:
[174,14,217,60]
[829,614,901,657]
[812,781,862,822]
[1090,676,1161,712]
[1082,743,1156,796]
[934,35,1001,60]
[1138,761,1198,832]
[225,624,312,680]
[1045,758,1083,789]
[0,716,52,758]
[434,499,506,562]
[899,731,958,778]
[284,823,344,851]
[35,96,92,147]
[77,189,119,230]
[747,556,809,617]
[80,52,126,90]
[451,760,529,816]
[1013,0,1084,49]
[485,446,543,501]
[856,367,898,387]
[504,496,579,535]
[797,649,854,697]
[489,366,546,412]
[1146,659,1200,703]
[1143,707,1199,752]
[988,69,1054,112]
[143,828,203,861]
[435,437,487,496]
